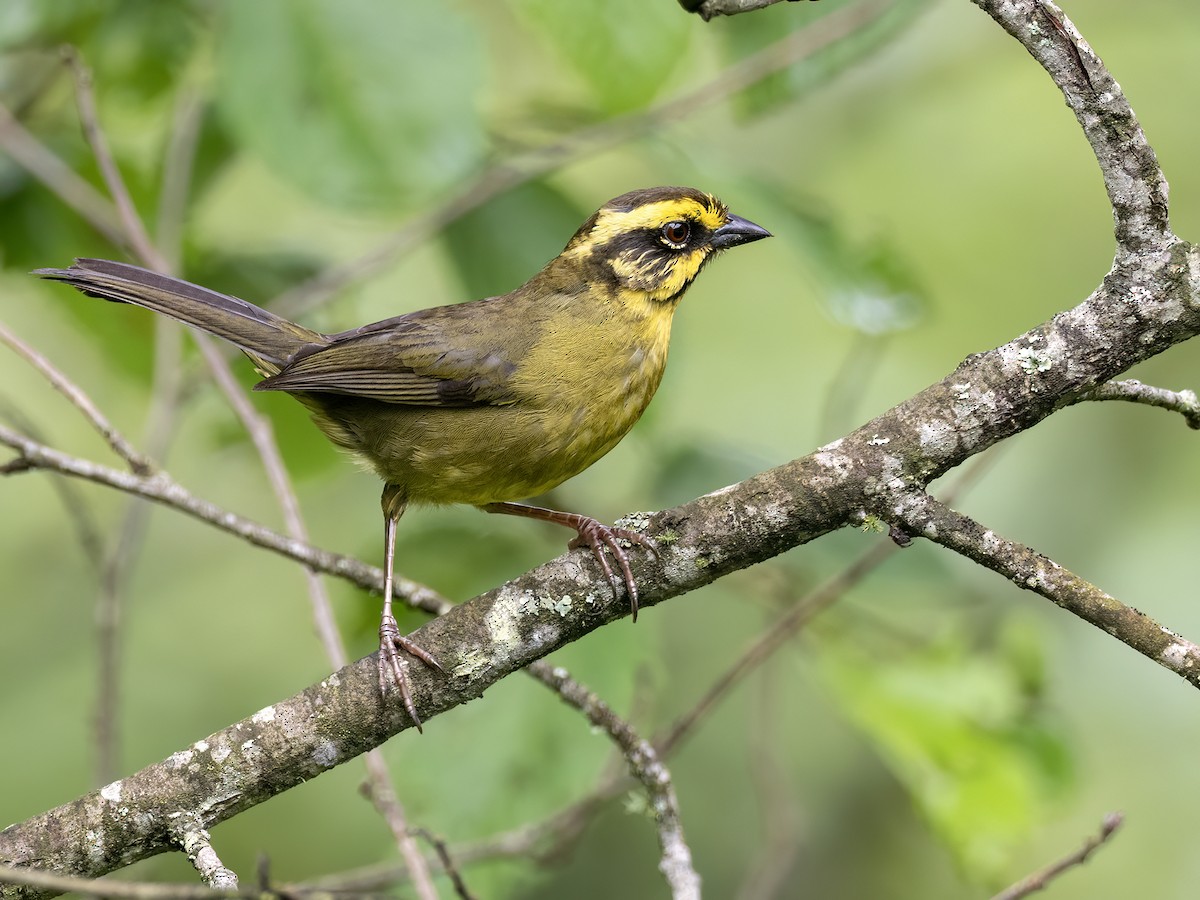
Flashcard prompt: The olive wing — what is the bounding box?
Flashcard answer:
[253,300,527,407]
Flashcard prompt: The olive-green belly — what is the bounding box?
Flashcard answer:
[298,374,658,507]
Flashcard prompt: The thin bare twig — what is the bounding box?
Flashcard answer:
[172,820,239,890]
[64,46,187,782]
[155,84,207,273]
[0,861,375,900]
[0,320,153,475]
[1072,379,1200,429]
[410,830,476,900]
[0,422,449,615]
[660,542,894,757]
[0,101,125,247]
[358,757,440,900]
[526,662,700,900]
[62,47,167,272]
[990,813,1124,900]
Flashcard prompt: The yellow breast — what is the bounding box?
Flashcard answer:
[497,288,675,495]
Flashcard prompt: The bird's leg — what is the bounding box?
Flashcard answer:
[378,494,443,731]
[481,502,657,621]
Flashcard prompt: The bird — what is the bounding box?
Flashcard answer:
[36,185,770,729]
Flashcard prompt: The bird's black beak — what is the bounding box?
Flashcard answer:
[711,213,772,250]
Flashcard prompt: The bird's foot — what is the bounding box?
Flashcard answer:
[378,613,444,732]
[568,517,659,621]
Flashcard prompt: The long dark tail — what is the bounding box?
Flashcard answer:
[34,258,326,368]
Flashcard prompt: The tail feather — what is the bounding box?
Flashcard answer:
[34,258,326,367]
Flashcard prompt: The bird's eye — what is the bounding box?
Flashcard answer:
[661,220,690,247]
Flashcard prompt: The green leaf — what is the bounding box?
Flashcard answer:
[821,621,1072,883]
[509,0,692,113]
[215,0,484,210]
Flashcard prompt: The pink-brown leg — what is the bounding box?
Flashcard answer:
[482,502,657,621]
[378,506,443,731]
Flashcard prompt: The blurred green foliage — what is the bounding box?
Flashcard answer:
[217,1,485,210]
[2,0,1199,898]
[509,0,692,113]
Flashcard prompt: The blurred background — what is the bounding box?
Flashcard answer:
[1,0,1198,897]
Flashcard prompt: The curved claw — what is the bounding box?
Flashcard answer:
[568,521,658,621]
[378,614,443,733]
[480,503,657,622]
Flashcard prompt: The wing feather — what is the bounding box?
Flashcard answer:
[254,299,525,408]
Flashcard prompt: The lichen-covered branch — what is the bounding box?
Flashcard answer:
[891,493,1200,685]
[974,0,1170,252]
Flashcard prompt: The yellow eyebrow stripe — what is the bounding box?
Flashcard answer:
[584,197,728,246]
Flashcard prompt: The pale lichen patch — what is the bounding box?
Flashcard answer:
[100,781,122,803]
[1161,641,1197,669]
[812,443,852,478]
[760,500,789,529]
[85,828,105,863]
[616,511,653,532]
[452,646,492,679]
[663,543,719,584]
[527,623,562,653]
[1015,346,1053,375]
[486,592,527,643]
[311,740,339,768]
[545,595,573,617]
[918,420,956,454]
[980,530,1004,557]
[169,749,195,769]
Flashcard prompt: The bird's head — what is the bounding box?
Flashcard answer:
[560,186,771,304]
